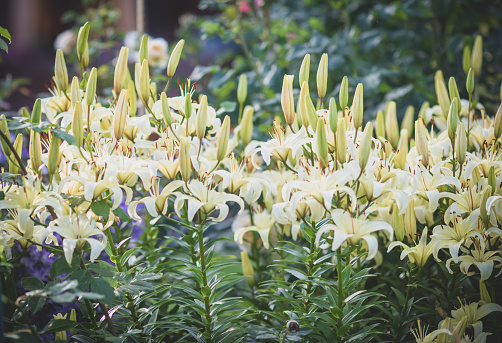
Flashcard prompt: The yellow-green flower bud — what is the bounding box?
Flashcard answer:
[196,95,208,140]
[479,280,491,302]
[452,317,467,341]
[47,134,61,178]
[217,115,231,161]
[114,89,129,140]
[393,204,405,242]
[435,71,450,120]
[328,97,337,134]
[281,75,295,126]
[447,98,458,142]
[240,251,255,287]
[30,131,42,173]
[299,81,317,129]
[31,98,42,125]
[184,91,192,121]
[401,105,414,138]
[139,35,148,64]
[448,77,461,113]
[466,68,475,95]
[179,137,192,182]
[70,76,81,110]
[336,117,347,164]
[72,101,84,147]
[0,114,11,156]
[54,49,68,93]
[339,76,348,110]
[488,166,496,193]
[493,103,502,140]
[418,101,429,121]
[127,80,137,117]
[114,47,129,93]
[395,129,408,170]
[161,92,172,127]
[316,53,328,99]
[352,83,364,129]
[359,121,373,171]
[299,54,310,87]
[167,39,185,78]
[471,35,483,77]
[139,60,150,107]
[456,121,467,166]
[85,67,97,107]
[77,22,90,66]
[237,74,247,104]
[385,101,399,148]
[415,119,429,167]
[240,105,254,145]
[462,46,471,74]
[375,110,385,141]
[316,118,328,167]
[480,185,492,228]
[404,198,416,244]
[9,134,23,174]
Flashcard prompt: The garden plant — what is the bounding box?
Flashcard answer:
[0,18,502,343]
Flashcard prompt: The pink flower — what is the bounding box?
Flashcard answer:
[255,0,264,8]
[238,0,252,13]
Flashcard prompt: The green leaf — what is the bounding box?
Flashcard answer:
[217,101,237,115]
[0,37,8,53]
[21,277,44,291]
[88,261,115,277]
[40,319,77,333]
[113,206,132,223]
[120,247,140,266]
[0,26,11,43]
[91,278,115,307]
[51,128,78,146]
[90,200,111,219]
[50,256,80,279]
[69,270,92,291]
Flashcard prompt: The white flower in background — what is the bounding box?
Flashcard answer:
[148,37,168,68]
[51,215,107,265]
[234,207,276,249]
[54,29,76,54]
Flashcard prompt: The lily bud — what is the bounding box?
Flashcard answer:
[54,49,68,93]
[114,47,129,93]
[462,46,471,74]
[359,121,373,171]
[237,74,247,104]
[31,98,42,125]
[375,110,385,141]
[466,68,475,95]
[415,119,429,167]
[479,280,491,302]
[184,91,192,120]
[435,71,450,120]
[456,121,467,166]
[77,22,90,67]
[316,118,328,167]
[179,138,192,182]
[471,35,483,77]
[47,134,61,178]
[480,185,492,227]
[401,106,414,138]
[241,251,255,287]
[488,166,496,192]
[448,77,461,113]
[30,131,42,173]
[9,134,23,174]
[316,53,328,99]
[196,95,208,140]
[70,76,81,109]
[437,318,451,343]
[493,103,502,140]
[114,89,129,140]
[85,67,97,107]
[217,116,231,162]
[393,204,405,242]
[451,317,467,341]
[352,83,364,129]
[447,98,458,142]
[127,80,137,116]
[336,117,347,164]
[395,129,408,170]
[339,76,348,110]
[139,60,150,106]
[139,35,148,64]
[281,75,295,126]
[161,92,172,126]
[0,114,11,156]
[385,101,399,148]
[404,198,416,244]
[167,39,185,78]
[418,101,429,121]
[299,81,317,129]
[299,54,310,87]
[328,97,338,134]
[240,105,254,145]
[72,102,84,147]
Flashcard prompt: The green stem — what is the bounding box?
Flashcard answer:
[197,220,212,342]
